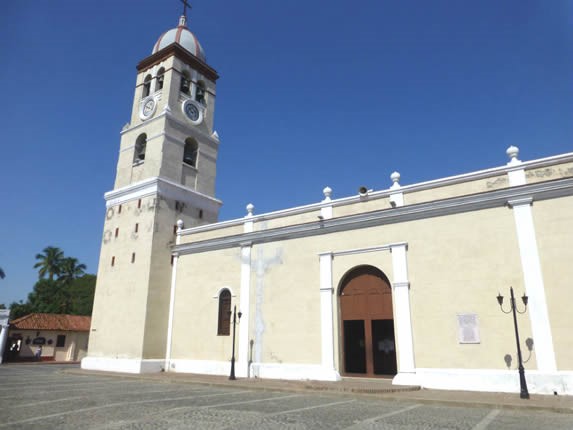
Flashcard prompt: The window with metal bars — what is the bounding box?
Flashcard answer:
[217,289,231,336]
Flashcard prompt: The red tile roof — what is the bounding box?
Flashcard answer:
[10,313,91,332]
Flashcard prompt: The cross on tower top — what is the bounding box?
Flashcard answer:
[180,0,192,19]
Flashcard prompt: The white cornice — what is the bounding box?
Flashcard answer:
[178,200,335,237]
[317,242,408,259]
[327,152,573,209]
[120,110,219,146]
[507,197,533,208]
[320,244,401,257]
[173,177,573,255]
[179,152,573,237]
[104,176,222,212]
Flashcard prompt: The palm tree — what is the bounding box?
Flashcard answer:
[34,246,64,280]
[0,267,5,279]
[59,257,87,284]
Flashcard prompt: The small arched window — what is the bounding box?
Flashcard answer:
[195,81,206,105]
[134,134,147,163]
[183,138,198,167]
[180,71,190,95]
[156,67,165,90]
[142,75,152,98]
[217,289,231,336]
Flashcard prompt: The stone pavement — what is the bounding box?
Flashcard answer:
[64,367,573,415]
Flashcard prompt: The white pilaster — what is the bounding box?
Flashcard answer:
[319,253,335,372]
[0,325,8,364]
[508,197,557,372]
[164,253,179,371]
[237,243,252,377]
[0,310,9,364]
[390,243,417,385]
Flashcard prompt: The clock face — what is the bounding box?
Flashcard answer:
[139,96,156,120]
[182,99,203,124]
[143,99,155,116]
[185,102,199,121]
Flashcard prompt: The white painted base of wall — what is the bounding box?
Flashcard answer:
[81,357,573,396]
[81,357,164,374]
[250,362,341,382]
[414,368,573,395]
[167,360,341,382]
[168,359,230,376]
[392,372,419,386]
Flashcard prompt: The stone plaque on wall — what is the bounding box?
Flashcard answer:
[457,313,480,344]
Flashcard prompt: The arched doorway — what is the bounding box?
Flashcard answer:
[339,265,397,377]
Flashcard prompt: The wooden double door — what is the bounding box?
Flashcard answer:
[340,266,397,377]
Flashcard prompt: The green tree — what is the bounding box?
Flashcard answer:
[11,249,96,318]
[68,274,96,315]
[0,267,5,279]
[8,301,32,320]
[34,246,64,280]
[0,304,6,309]
[59,258,87,284]
[27,279,67,313]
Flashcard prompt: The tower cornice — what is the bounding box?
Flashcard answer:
[104,176,222,213]
[137,43,219,81]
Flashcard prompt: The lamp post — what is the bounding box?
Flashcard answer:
[496,286,529,399]
[229,305,242,380]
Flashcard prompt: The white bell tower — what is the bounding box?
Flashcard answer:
[83,10,222,373]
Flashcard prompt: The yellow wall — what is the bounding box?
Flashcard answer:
[525,162,573,185]
[168,156,572,375]
[171,248,241,360]
[173,204,544,371]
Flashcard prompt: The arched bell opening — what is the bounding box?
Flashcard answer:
[338,265,397,378]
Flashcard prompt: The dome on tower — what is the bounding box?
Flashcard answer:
[152,16,206,62]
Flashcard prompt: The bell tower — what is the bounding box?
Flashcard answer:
[83,11,222,373]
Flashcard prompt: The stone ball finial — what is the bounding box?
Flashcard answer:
[323,186,332,199]
[176,219,184,230]
[246,203,254,216]
[506,145,520,161]
[391,171,401,184]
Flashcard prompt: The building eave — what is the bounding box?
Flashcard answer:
[173,176,573,255]
[137,43,219,81]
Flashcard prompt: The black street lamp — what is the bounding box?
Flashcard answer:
[496,286,529,399]
[229,305,242,380]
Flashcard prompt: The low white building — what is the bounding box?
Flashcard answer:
[7,314,90,362]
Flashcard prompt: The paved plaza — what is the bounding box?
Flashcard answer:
[0,364,572,429]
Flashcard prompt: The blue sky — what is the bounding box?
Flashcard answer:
[1,1,572,306]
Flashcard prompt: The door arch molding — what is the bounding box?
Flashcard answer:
[338,265,397,377]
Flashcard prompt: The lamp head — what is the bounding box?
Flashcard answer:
[522,294,528,306]
[497,293,504,306]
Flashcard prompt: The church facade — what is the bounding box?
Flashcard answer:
[82,14,573,396]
